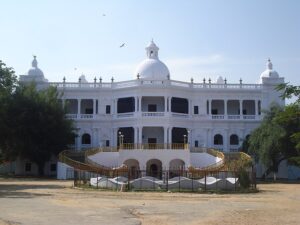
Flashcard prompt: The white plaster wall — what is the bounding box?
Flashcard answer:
[119,149,191,169]
[88,152,119,167]
[57,162,73,179]
[190,153,221,168]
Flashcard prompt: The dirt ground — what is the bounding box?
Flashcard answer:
[0,178,299,225]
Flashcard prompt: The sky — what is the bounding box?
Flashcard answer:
[0,0,299,86]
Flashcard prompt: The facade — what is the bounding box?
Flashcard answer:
[17,40,292,178]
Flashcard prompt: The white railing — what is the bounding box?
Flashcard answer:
[212,115,225,119]
[117,112,134,118]
[49,79,262,90]
[142,112,165,117]
[228,115,240,119]
[80,114,94,119]
[243,115,256,119]
[172,113,189,118]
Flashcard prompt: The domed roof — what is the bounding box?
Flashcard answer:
[135,40,170,80]
[260,59,279,80]
[28,56,44,77]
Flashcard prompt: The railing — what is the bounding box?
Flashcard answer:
[243,115,256,119]
[120,143,189,150]
[142,112,165,117]
[212,115,225,119]
[116,112,134,118]
[49,79,262,90]
[228,115,240,119]
[171,113,189,118]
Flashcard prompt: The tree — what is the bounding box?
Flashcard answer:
[1,83,76,175]
[276,83,300,166]
[247,104,286,180]
[0,61,18,163]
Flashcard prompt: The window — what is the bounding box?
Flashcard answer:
[195,140,199,147]
[82,133,91,144]
[214,134,223,145]
[148,104,157,112]
[50,163,57,172]
[230,134,239,145]
[105,140,110,147]
[243,109,247,115]
[25,163,31,172]
[194,106,199,114]
[106,105,111,114]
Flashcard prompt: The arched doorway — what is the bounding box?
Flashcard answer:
[146,159,162,179]
[123,159,140,179]
[169,159,185,178]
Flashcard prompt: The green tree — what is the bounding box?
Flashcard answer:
[0,61,18,163]
[1,83,76,175]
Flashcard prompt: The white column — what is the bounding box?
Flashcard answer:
[239,100,243,116]
[164,96,167,113]
[139,97,142,112]
[77,99,81,114]
[164,126,168,145]
[168,97,172,112]
[255,99,259,116]
[168,127,172,145]
[114,99,118,114]
[224,100,227,117]
[138,126,143,144]
[135,97,138,112]
[208,99,212,115]
[93,99,96,115]
[134,127,138,144]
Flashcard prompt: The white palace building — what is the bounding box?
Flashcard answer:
[16,40,294,179]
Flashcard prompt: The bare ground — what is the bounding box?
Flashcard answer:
[0,178,299,225]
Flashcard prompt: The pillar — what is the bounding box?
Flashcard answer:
[239,100,243,116]
[255,99,259,116]
[139,97,142,112]
[134,127,138,145]
[164,127,168,145]
[77,99,81,116]
[138,126,143,144]
[135,97,138,112]
[168,97,172,112]
[164,96,168,112]
[93,99,96,115]
[224,129,229,152]
[224,99,227,116]
[168,127,172,145]
[208,99,212,115]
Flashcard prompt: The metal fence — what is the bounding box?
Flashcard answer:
[73,168,256,192]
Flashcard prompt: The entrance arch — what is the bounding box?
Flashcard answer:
[169,159,185,178]
[123,159,140,179]
[146,159,162,179]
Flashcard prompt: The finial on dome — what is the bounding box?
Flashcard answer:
[267,58,273,70]
[32,55,38,68]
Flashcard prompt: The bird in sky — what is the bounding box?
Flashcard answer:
[119,43,125,48]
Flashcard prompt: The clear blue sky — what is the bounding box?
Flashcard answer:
[1,0,299,85]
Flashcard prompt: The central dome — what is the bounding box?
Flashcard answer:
[135,40,170,80]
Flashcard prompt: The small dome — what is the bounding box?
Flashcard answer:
[135,40,170,80]
[260,59,279,80]
[79,74,88,83]
[28,56,44,77]
[216,76,224,84]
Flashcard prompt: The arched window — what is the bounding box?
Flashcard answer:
[230,134,239,145]
[214,134,223,145]
[82,133,91,145]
